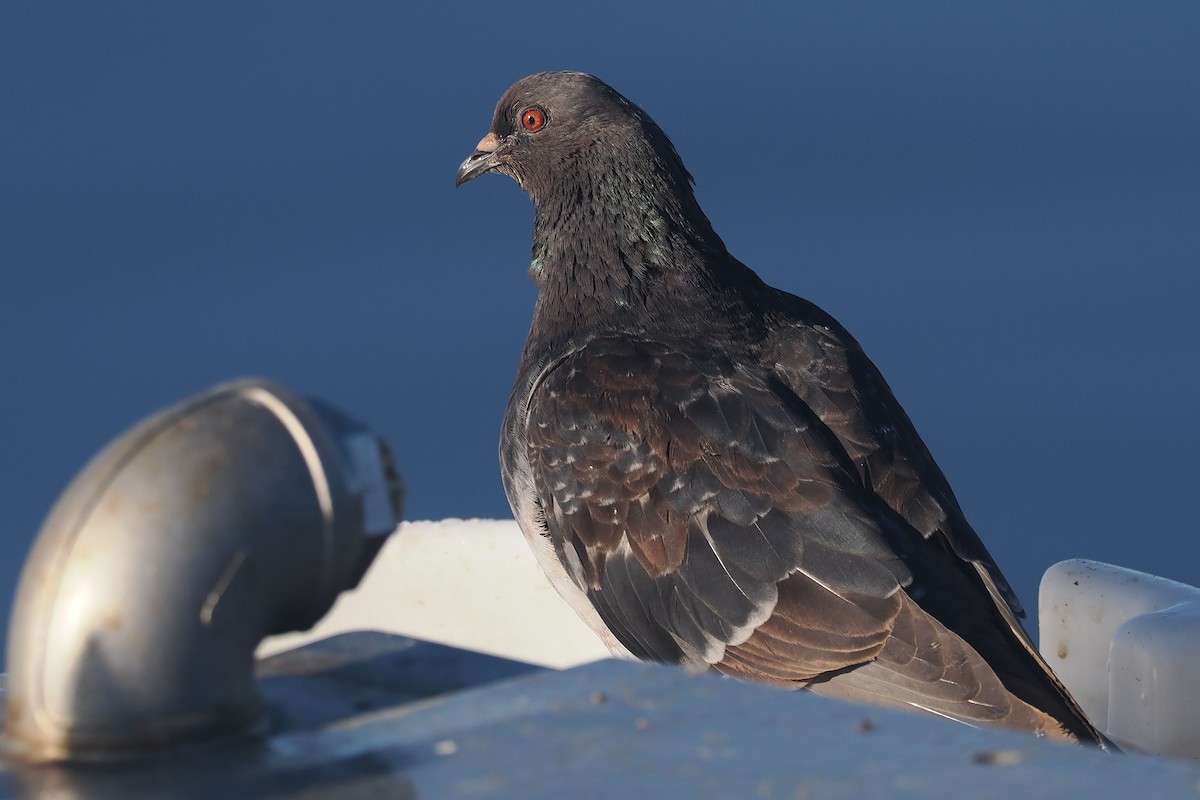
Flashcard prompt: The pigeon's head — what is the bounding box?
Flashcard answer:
[455,71,694,205]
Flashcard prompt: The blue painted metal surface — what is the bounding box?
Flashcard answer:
[3,632,1199,798]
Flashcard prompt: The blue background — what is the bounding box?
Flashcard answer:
[3,3,1199,667]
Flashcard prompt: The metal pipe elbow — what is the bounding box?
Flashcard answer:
[2,380,403,762]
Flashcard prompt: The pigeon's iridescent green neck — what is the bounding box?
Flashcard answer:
[529,146,723,297]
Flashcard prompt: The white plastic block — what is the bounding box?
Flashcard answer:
[258,519,613,669]
[1040,558,1200,759]
[1108,589,1200,759]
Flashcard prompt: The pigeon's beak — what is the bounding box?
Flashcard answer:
[455,132,503,187]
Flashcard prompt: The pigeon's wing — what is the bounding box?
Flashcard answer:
[770,302,1026,619]
[766,302,1108,742]
[521,335,908,670]
[518,335,1073,734]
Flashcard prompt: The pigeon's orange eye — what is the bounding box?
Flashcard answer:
[521,107,546,132]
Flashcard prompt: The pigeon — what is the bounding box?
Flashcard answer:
[456,71,1109,745]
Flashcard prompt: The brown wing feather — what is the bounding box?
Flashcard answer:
[518,331,1106,744]
[524,335,912,672]
[806,593,1072,739]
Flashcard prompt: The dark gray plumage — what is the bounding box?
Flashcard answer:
[456,71,1108,745]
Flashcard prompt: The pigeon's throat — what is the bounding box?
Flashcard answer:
[529,168,719,297]
[529,207,688,322]
[522,146,743,348]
